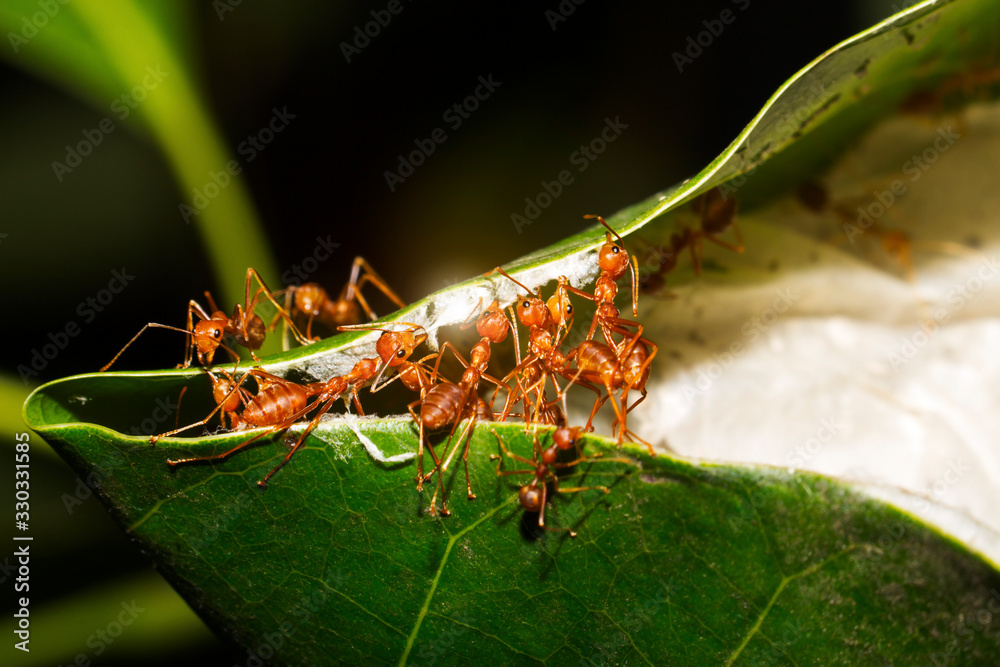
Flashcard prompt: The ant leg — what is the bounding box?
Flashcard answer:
[436,395,474,474]
[175,386,187,432]
[151,370,251,443]
[553,482,612,496]
[537,481,549,529]
[202,291,221,314]
[167,383,319,468]
[456,415,481,500]
[166,425,283,468]
[506,305,522,367]
[408,401,427,491]
[491,430,536,468]
[267,286,298,350]
[585,393,609,433]
[458,297,485,330]
[435,342,471,375]
[350,256,407,314]
[689,237,703,276]
[246,268,312,346]
[350,389,365,416]
[704,232,745,254]
[426,431,452,517]
[258,398,335,489]
[494,355,537,421]
[558,369,605,431]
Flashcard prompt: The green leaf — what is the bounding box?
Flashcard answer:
[21,0,1000,664]
[20,383,1000,664]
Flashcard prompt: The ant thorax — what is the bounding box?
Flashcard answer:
[593,275,618,302]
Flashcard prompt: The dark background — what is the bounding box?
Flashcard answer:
[1,1,898,663]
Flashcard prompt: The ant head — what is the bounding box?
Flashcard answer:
[476,301,510,343]
[209,373,242,412]
[585,214,631,281]
[519,481,544,512]
[699,188,738,235]
[796,180,828,213]
[516,296,551,330]
[375,324,427,367]
[492,268,550,329]
[546,281,574,328]
[880,230,910,259]
[552,426,580,451]
[193,319,226,363]
[293,283,327,316]
[598,235,631,281]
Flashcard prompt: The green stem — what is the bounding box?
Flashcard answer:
[70,0,280,310]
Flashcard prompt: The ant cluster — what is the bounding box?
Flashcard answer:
[102,217,668,536]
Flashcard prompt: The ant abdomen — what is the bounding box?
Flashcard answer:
[519,483,544,512]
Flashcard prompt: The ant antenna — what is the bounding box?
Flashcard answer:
[584,214,626,246]
[337,321,427,334]
[100,323,239,372]
[491,267,536,296]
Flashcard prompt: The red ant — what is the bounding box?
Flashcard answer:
[101,268,309,371]
[409,301,514,515]
[899,62,1000,129]
[491,426,623,537]
[574,337,657,451]
[552,215,657,394]
[488,269,577,425]
[279,257,406,341]
[638,187,742,292]
[682,187,743,275]
[163,323,428,488]
[580,215,639,324]
[796,178,980,281]
[549,217,659,450]
[560,338,656,454]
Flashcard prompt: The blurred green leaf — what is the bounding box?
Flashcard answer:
[0,0,279,309]
[0,571,216,666]
[0,374,59,461]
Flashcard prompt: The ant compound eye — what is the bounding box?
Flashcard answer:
[213,329,223,339]
[396,349,406,358]
[522,300,530,309]
[566,305,573,314]
[612,246,620,254]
